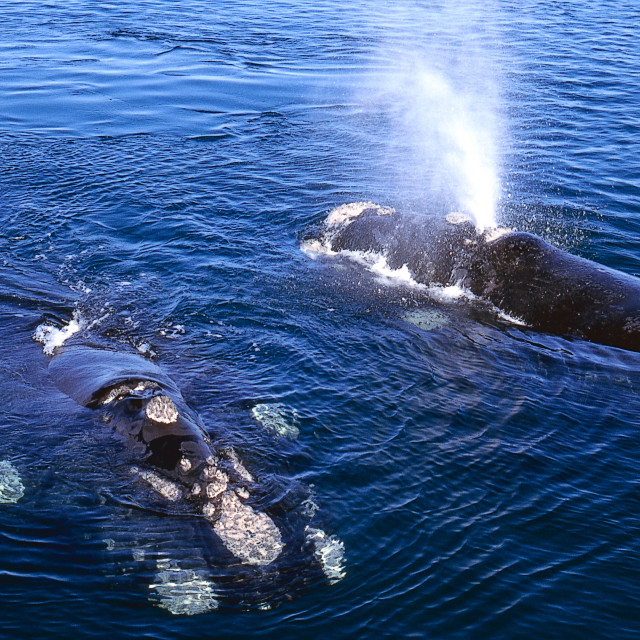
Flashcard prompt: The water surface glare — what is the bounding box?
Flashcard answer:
[1,1,640,638]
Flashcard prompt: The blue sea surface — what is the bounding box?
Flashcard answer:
[1,1,639,638]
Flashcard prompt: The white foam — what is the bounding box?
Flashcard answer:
[427,282,526,326]
[368,255,420,287]
[483,227,513,243]
[497,309,528,326]
[305,527,346,585]
[0,460,24,504]
[252,403,300,440]
[136,342,156,357]
[150,558,219,615]
[33,310,84,356]
[132,548,145,562]
[428,283,473,302]
[159,324,186,339]
[300,497,320,520]
[300,238,331,258]
[85,309,111,331]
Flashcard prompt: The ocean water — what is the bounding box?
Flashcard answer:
[1,0,639,638]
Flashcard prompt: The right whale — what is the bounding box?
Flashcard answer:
[305,202,640,352]
[37,338,345,611]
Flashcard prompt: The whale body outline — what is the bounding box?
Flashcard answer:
[306,202,640,352]
[41,340,345,610]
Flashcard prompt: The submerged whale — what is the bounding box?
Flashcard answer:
[42,341,344,610]
[305,202,640,352]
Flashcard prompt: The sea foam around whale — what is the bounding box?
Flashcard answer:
[33,311,84,356]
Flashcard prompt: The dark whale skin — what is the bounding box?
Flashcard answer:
[467,232,640,351]
[48,345,213,471]
[43,343,344,608]
[320,206,640,352]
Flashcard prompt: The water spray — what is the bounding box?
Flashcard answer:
[360,3,503,229]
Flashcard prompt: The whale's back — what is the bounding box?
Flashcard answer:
[48,345,179,408]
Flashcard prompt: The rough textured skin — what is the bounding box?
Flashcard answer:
[466,232,640,349]
[320,206,640,352]
[40,343,345,608]
[48,346,285,567]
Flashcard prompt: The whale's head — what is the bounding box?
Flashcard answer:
[325,201,395,226]
[301,202,396,257]
[100,379,285,567]
[302,202,518,292]
[99,381,211,476]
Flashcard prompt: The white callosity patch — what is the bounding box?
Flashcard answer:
[136,468,182,502]
[101,383,135,406]
[101,380,158,406]
[33,310,84,356]
[483,226,513,243]
[445,210,513,243]
[202,501,217,520]
[202,464,219,480]
[251,403,300,440]
[150,557,219,615]
[302,202,394,259]
[235,487,250,500]
[204,467,228,500]
[224,448,254,483]
[305,527,346,585]
[445,211,474,225]
[206,491,283,566]
[145,395,179,424]
[404,309,449,331]
[0,460,24,504]
[326,201,394,226]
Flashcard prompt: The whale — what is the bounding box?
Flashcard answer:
[43,340,344,610]
[305,202,640,352]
